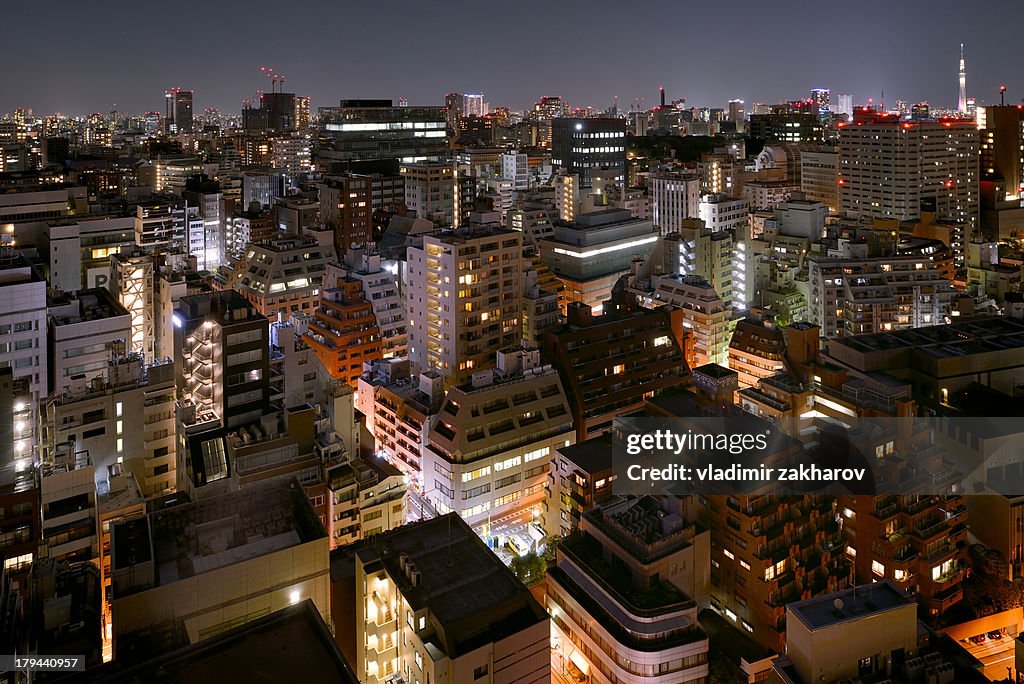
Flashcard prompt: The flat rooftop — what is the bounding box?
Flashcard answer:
[49,287,129,325]
[112,479,324,594]
[832,316,1024,358]
[352,513,547,658]
[788,581,913,631]
[557,433,613,475]
[75,600,356,684]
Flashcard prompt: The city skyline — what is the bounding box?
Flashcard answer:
[7,0,1024,116]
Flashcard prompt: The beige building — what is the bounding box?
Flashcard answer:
[328,456,407,549]
[406,226,523,386]
[109,479,330,657]
[772,582,918,683]
[39,355,177,498]
[422,347,573,527]
[337,513,550,684]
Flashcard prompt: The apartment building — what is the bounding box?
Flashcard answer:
[303,260,382,387]
[406,225,523,386]
[542,290,692,441]
[335,513,549,684]
[327,456,407,548]
[808,255,955,338]
[547,496,710,684]
[646,274,735,367]
[543,434,615,538]
[356,358,444,479]
[728,318,789,390]
[39,355,177,498]
[421,347,572,526]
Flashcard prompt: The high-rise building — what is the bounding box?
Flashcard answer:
[836,93,853,119]
[838,117,979,247]
[400,161,455,226]
[164,88,193,134]
[182,175,225,271]
[406,225,523,386]
[316,100,449,168]
[748,112,824,143]
[318,174,373,256]
[550,117,626,190]
[810,88,830,116]
[728,98,745,122]
[649,172,702,234]
[173,290,272,435]
[462,92,486,117]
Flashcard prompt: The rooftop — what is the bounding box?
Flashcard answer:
[787,581,914,631]
[350,513,547,658]
[557,434,614,475]
[111,479,325,596]
[832,316,1024,358]
[76,600,356,684]
[49,287,129,325]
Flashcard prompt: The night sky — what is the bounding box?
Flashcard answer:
[8,0,1024,117]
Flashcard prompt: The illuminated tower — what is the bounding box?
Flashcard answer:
[958,43,967,114]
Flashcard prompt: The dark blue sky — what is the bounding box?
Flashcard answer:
[8,0,1024,116]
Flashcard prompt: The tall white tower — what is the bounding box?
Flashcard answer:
[958,43,967,114]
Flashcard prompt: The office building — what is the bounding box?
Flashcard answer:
[316,100,449,168]
[319,174,373,256]
[547,496,710,684]
[47,287,131,396]
[699,193,749,234]
[40,450,98,565]
[650,172,701,234]
[421,347,572,525]
[400,161,455,226]
[551,117,626,190]
[182,175,225,272]
[334,513,550,684]
[39,355,177,499]
[231,233,335,320]
[839,117,979,248]
[542,291,691,441]
[0,250,48,464]
[109,479,330,657]
[406,225,523,386]
[748,112,824,143]
[539,208,658,314]
[173,290,272,436]
[164,88,193,134]
[797,145,840,211]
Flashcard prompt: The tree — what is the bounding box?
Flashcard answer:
[510,552,547,586]
[543,535,562,566]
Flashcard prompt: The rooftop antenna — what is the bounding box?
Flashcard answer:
[1001,85,1007,107]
